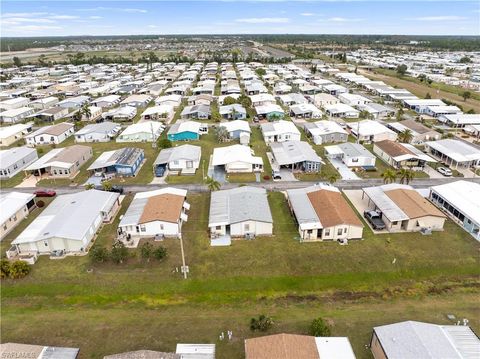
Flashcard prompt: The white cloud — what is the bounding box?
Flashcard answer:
[2,17,57,25]
[122,8,148,13]
[147,25,158,28]
[89,16,103,20]
[326,17,364,22]
[48,15,79,20]
[407,16,466,21]
[1,12,48,18]
[76,7,147,13]
[235,17,290,23]
[300,12,315,16]
[8,25,63,32]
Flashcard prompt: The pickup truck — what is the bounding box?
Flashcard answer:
[364,210,386,230]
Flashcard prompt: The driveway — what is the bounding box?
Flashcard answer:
[423,165,444,179]
[276,169,297,182]
[327,157,360,180]
[456,167,477,178]
[207,156,227,184]
[343,189,389,234]
[15,175,39,188]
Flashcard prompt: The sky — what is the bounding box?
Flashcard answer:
[1,1,479,37]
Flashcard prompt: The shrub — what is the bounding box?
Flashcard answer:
[309,317,331,337]
[8,261,31,279]
[153,246,167,261]
[90,246,109,263]
[111,241,128,264]
[250,315,273,332]
[139,242,153,262]
[158,138,172,149]
[0,259,11,279]
[36,200,45,208]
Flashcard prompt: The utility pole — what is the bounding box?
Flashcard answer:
[179,233,188,279]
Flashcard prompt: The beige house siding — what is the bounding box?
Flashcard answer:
[0,205,29,240]
[370,332,388,359]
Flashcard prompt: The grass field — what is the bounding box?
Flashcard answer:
[1,191,479,358]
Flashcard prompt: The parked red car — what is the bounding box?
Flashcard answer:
[34,189,57,197]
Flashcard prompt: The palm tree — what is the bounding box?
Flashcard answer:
[381,169,397,184]
[85,183,96,190]
[101,180,113,192]
[205,176,221,191]
[268,113,282,122]
[230,107,238,121]
[81,103,91,121]
[327,173,340,184]
[397,168,414,184]
[398,129,413,143]
[215,126,229,143]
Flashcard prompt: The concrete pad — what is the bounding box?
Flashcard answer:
[423,165,444,179]
[327,157,360,180]
[343,189,389,234]
[15,175,39,188]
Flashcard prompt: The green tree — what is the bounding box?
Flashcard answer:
[425,92,432,99]
[101,180,113,192]
[205,176,221,191]
[238,94,252,110]
[462,91,471,102]
[255,68,266,77]
[381,169,397,184]
[139,242,153,262]
[397,168,414,185]
[396,107,404,121]
[396,64,408,76]
[13,56,22,67]
[81,103,91,121]
[8,260,31,279]
[90,246,109,263]
[222,96,237,106]
[327,173,340,184]
[158,138,172,149]
[250,315,273,332]
[310,317,331,337]
[459,56,472,63]
[111,241,128,264]
[153,246,167,261]
[85,183,96,190]
[398,129,413,143]
[0,259,11,279]
[215,126,229,143]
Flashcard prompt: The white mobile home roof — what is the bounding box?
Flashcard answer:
[119,121,164,136]
[425,139,480,163]
[0,123,32,140]
[374,321,480,359]
[270,140,323,166]
[0,192,35,225]
[0,146,37,169]
[154,144,201,165]
[314,337,356,359]
[13,190,119,244]
[363,184,412,222]
[431,180,480,225]
[208,186,272,227]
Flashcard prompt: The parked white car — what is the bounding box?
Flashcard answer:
[437,166,452,176]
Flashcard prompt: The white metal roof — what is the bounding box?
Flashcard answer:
[0,123,32,139]
[211,144,263,166]
[425,139,480,163]
[13,190,119,244]
[0,146,37,168]
[431,180,480,225]
[314,337,356,359]
[119,121,164,136]
[0,192,35,225]
[220,120,251,133]
[270,140,324,166]
[348,120,396,137]
[374,321,480,359]
[363,184,411,222]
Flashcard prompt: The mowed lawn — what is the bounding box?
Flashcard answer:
[1,192,479,358]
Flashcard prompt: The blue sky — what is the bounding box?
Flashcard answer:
[1,1,479,37]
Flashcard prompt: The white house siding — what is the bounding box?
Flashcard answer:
[75,132,112,143]
[230,220,273,237]
[0,206,29,240]
[300,224,363,241]
[343,156,376,168]
[116,132,155,142]
[121,221,181,237]
[225,161,253,173]
[27,129,74,146]
[168,159,199,171]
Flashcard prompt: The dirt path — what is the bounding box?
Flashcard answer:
[359,69,480,113]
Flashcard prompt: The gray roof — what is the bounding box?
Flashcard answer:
[208,186,273,226]
[270,140,323,166]
[286,187,319,226]
[13,190,119,244]
[154,144,201,165]
[88,147,144,171]
[42,346,80,359]
[75,121,120,136]
[338,142,375,159]
[0,146,37,168]
[374,321,480,359]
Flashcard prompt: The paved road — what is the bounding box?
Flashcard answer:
[3,177,480,195]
